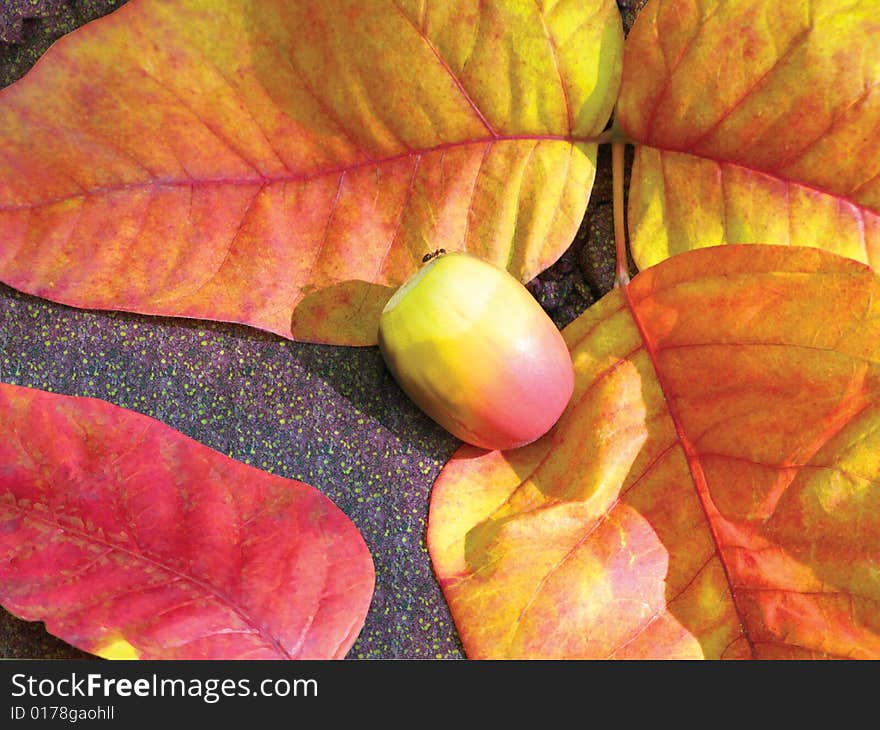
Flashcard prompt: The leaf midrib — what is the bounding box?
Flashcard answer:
[4,498,295,659]
[0,132,602,214]
[619,281,757,659]
[639,142,880,219]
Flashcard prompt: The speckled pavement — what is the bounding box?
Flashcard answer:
[0,0,642,659]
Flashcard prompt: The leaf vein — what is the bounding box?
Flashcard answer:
[5,501,293,659]
[391,0,498,138]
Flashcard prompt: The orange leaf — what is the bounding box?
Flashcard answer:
[617,0,880,270]
[0,0,622,345]
[428,244,880,659]
[0,383,374,659]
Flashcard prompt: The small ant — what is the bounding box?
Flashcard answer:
[422,248,447,263]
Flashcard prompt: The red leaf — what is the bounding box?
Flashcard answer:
[0,383,374,659]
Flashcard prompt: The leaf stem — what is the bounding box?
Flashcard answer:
[612,141,630,287]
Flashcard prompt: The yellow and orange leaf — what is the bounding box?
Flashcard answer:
[617,0,880,270]
[0,0,622,345]
[428,244,880,659]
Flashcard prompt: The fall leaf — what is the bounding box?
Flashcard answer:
[617,0,880,270]
[428,244,880,659]
[0,382,374,659]
[0,0,623,346]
